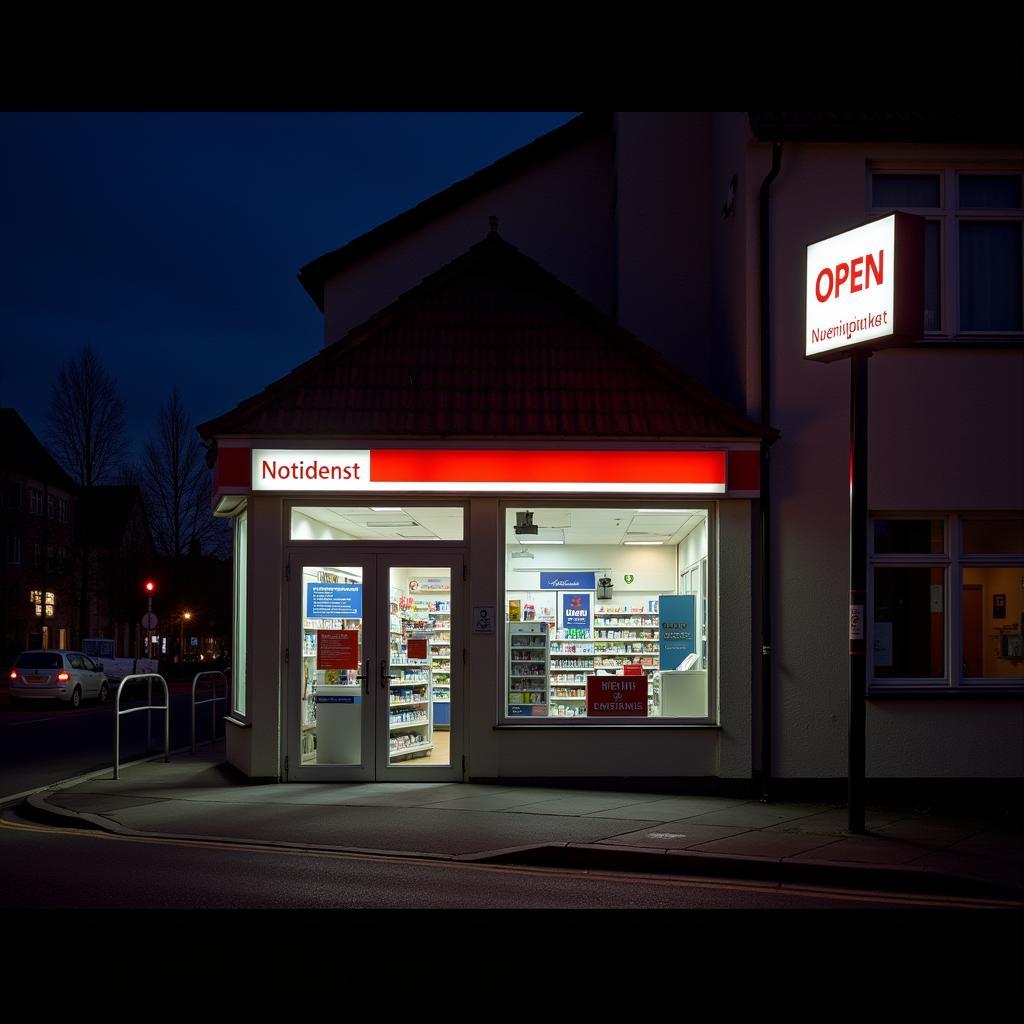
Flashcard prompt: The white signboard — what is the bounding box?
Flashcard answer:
[253,450,370,491]
[806,213,924,362]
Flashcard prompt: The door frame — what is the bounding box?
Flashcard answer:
[284,543,465,782]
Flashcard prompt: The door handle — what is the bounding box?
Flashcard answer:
[356,660,370,696]
[380,661,396,690]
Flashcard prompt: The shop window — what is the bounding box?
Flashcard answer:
[232,510,248,717]
[870,514,1024,688]
[290,506,464,542]
[870,169,1023,336]
[503,505,713,723]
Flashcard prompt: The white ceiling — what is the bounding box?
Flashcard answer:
[504,507,704,546]
[291,506,705,546]
[292,506,464,541]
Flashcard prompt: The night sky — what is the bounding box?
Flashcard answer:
[1,111,577,464]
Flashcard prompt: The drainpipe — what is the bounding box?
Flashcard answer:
[758,141,782,804]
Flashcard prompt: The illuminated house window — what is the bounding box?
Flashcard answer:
[29,589,56,618]
[870,514,1024,687]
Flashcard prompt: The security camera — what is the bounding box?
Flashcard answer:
[514,511,538,535]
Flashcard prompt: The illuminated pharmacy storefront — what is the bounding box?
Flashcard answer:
[205,440,766,786]
[200,232,773,786]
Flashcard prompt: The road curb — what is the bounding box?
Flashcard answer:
[17,784,1023,905]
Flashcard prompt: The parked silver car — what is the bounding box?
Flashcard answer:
[8,650,109,708]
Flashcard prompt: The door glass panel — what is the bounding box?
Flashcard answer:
[300,565,365,765]
[388,566,451,767]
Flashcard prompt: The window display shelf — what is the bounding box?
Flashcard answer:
[390,716,429,730]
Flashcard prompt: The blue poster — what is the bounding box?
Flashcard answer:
[659,595,696,670]
[541,571,595,591]
[307,582,363,618]
[561,592,591,632]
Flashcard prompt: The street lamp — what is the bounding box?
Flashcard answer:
[180,610,192,663]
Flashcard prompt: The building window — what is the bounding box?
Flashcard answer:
[29,589,56,618]
[870,169,1023,336]
[232,509,248,717]
[3,482,22,509]
[870,514,1024,688]
[29,488,42,515]
[502,504,714,723]
[7,535,21,565]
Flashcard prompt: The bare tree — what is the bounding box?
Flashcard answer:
[47,344,129,643]
[143,387,227,560]
[47,343,128,486]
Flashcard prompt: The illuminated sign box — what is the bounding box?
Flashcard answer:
[252,449,728,494]
[805,213,924,362]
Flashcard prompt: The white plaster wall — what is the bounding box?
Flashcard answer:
[505,543,676,594]
[321,132,616,345]
[615,113,717,395]
[754,138,1024,779]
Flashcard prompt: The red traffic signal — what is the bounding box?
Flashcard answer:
[144,580,156,593]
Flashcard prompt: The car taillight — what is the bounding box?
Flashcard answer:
[57,671,70,682]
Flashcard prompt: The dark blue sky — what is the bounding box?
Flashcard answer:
[1,111,577,465]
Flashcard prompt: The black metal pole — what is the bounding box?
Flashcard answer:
[848,351,868,834]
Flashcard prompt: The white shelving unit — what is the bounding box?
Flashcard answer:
[508,621,550,715]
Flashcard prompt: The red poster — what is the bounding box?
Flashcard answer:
[407,637,428,660]
[587,675,648,717]
[317,629,360,670]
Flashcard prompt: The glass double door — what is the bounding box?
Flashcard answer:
[288,550,461,781]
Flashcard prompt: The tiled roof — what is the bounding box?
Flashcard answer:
[0,408,77,490]
[199,233,774,442]
[297,112,605,311]
[76,485,148,549]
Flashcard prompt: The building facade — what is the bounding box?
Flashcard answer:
[1,409,77,660]
[201,113,1024,794]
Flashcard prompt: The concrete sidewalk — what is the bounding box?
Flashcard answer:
[18,740,1023,902]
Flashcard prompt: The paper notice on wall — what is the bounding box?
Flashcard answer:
[873,622,893,668]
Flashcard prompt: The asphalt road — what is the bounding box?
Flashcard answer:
[0,687,216,798]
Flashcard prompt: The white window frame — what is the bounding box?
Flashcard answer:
[497,499,718,727]
[868,165,1024,339]
[231,507,249,719]
[869,512,1024,691]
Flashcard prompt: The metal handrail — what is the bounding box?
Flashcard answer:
[191,670,228,754]
[114,673,170,780]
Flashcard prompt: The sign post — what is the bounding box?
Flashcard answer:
[806,212,923,835]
